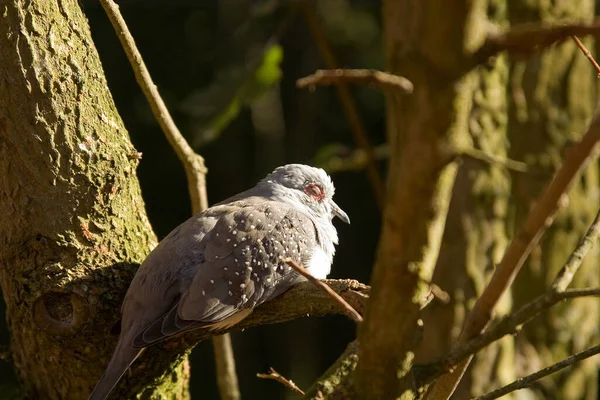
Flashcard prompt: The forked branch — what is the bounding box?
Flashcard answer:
[425,114,600,399]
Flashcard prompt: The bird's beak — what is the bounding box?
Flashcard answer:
[331,201,350,224]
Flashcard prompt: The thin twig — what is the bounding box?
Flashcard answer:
[460,147,529,173]
[99,0,208,213]
[425,115,600,399]
[473,344,600,400]
[301,4,385,210]
[416,287,600,385]
[551,208,600,291]
[297,69,413,94]
[477,18,600,61]
[257,367,305,395]
[416,208,600,384]
[571,35,600,75]
[429,283,451,305]
[99,1,239,399]
[284,259,363,323]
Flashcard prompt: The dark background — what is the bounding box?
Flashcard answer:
[1,1,385,398]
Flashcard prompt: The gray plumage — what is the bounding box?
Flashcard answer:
[89,164,349,400]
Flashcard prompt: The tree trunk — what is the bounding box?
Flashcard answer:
[0,0,190,398]
[508,1,600,399]
[355,1,487,398]
[415,3,516,398]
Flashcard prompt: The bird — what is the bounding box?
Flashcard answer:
[88,164,350,400]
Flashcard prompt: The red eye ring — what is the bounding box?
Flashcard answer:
[305,184,324,200]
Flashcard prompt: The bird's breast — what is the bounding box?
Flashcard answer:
[306,247,332,279]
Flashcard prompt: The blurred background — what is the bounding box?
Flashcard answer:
[2,0,600,399]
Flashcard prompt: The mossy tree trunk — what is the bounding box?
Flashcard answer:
[415,3,516,398]
[508,1,600,399]
[355,1,491,398]
[0,0,190,398]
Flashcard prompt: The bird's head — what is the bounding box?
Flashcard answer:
[258,164,350,225]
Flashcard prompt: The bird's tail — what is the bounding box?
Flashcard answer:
[88,335,142,400]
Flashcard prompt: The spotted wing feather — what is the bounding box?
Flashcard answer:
[133,199,318,347]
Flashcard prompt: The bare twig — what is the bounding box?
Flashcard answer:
[571,36,600,75]
[478,18,600,61]
[98,1,239,398]
[99,0,208,213]
[473,344,600,400]
[301,4,385,209]
[460,147,529,173]
[551,208,600,291]
[429,283,451,305]
[416,287,600,385]
[284,259,363,323]
[416,209,600,385]
[297,69,413,94]
[425,115,600,399]
[257,367,305,395]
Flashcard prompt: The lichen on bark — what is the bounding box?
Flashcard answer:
[508,1,600,399]
[415,2,516,397]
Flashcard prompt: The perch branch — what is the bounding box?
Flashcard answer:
[165,279,369,350]
[301,3,385,209]
[99,1,240,399]
[297,69,413,94]
[477,18,600,61]
[425,114,600,399]
[125,280,368,400]
[473,344,600,400]
[571,36,600,75]
[257,367,305,395]
[284,259,363,323]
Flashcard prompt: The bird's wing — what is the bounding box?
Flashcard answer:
[133,200,318,347]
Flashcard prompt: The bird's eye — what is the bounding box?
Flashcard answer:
[305,184,324,200]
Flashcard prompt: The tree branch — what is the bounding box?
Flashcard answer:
[257,368,305,395]
[477,18,600,61]
[301,3,385,210]
[571,36,600,75]
[284,259,363,323]
[459,147,529,173]
[473,344,600,400]
[98,0,208,213]
[297,69,413,94]
[302,339,360,399]
[425,171,600,400]
[189,279,368,339]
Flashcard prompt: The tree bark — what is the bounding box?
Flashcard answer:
[354,1,486,398]
[0,0,191,398]
[415,3,516,398]
[508,1,600,399]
